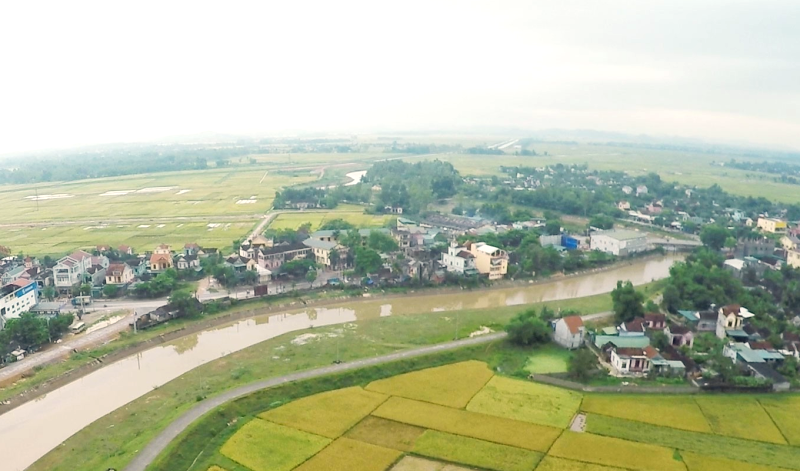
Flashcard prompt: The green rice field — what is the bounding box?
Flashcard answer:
[181,361,800,471]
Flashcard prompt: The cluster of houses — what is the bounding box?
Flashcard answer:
[551,304,796,390]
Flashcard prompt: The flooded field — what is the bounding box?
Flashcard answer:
[0,254,680,471]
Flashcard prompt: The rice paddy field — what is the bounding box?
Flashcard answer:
[268,206,393,231]
[194,361,800,471]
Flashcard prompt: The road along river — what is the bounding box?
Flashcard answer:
[1,254,681,471]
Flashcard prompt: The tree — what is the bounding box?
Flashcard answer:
[330,249,341,269]
[700,224,731,251]
[651,331,669,350]
[506,311,551,347]
[611,280,645,323]
[367,231,399,253]
[169,289,199,317]
[568,349,598,381]
[242,270,258,286]
[354,247,382,275]
[6,313,48,350]
[661,284,681,313]
[319,219,356,231]
[48,314,74,341]
[102,284,118,298]
[306,270,317,284]
[544,220,562,236]
[79,283,92,296]
[42,286,56,301]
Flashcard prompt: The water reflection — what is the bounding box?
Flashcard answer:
[0,255,680,471]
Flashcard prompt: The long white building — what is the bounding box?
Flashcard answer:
[590,229,648,256]
[0,279,38,329]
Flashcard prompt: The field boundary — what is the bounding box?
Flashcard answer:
[530,374,698,394]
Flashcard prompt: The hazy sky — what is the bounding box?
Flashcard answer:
[2,0,799,154]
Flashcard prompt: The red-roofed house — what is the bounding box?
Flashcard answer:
[118,245,134,255]
[644,313,666,330]
[106,263,134,285]
[619,317,646,336]
[553,316,585,349]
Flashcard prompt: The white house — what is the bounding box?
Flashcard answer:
[105,263,134,285]
[609,346,651,375]
[440,244,478,276]
[0,279,38,329]
[553,316,584,349]
[54,250,94,290]
[590,230,648,256]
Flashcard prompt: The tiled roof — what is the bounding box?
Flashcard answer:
[615,347,647,357]
[668,324,691,335]
[561,315,584,335]
[624,318,646,332]
[149,253,171,264]
[644,313,666,323]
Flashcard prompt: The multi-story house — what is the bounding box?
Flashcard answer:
[54,250,94,291]
[467,242,508,280]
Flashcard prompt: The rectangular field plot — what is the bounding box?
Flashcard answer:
[524,346,571,374]
[260,387,387,439]
[695,396,787,444]
[365,360,494,408]
[548,432,685,471]
[580,395,711,433]
[413,431,542,471]
[390,456,475,471]
[535,457,628,471]
[372,397,561,452]
[681,452,795,471]
[268,211,392,231]
[585,414,800,470]
[207,467,229,471]
[758,396,800,446]
[220,419,330,471]
[294,437,401,471]
[466,376,581,428]
[344,416,425,451]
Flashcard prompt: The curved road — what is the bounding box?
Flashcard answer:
[124,310,615,471]
[124,332,508,471]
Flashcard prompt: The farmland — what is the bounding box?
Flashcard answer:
[165,360,800,471]
[268,206,393,231]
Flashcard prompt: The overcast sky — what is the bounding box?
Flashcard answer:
[1,0,799,154]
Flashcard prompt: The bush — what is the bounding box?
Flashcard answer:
[505,311,551,347]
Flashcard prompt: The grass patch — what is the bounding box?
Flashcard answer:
[535,456,629,471]
[259,386,387,438]
[580,395,711,433]
[524,346,572,374]
[585,413,800,470]
[759,396,800,446]
[294,437,401,471]
[466,376,581,428]
[344,417,425,451]
[220,419,330,471]
[207,467,229,471]
[269,212,391,231]
[695,396,787,444]
[413,430,542,471]
[548,432,685,471]
[365,360,494,408]
[681,451,795,471]
[372,396,561,452]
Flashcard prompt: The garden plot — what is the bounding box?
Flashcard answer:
[467,376,581,428]
[412,431,541,471]
[371,397,560,452]
[259,387,387,439]
[344,417,425,451]
[681,452,795,471]
[293,437,400,471]
[548,432,685,471]
[366,360,494,408]
[220,419,329,471]
[695,396,786,444]
[580,395,711,433]
[759,396,800,446]
[585,414,800,470]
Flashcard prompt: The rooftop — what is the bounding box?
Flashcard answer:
[560,315,584,335]
[303,238,338,250]
[594,335,650,349]
[595,229,645,241]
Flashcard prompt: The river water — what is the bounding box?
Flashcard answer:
[0,254,681,470]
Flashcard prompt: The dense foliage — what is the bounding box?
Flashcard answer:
[506,309,552,346]
[0,312,74,357]
[611,281,645,323]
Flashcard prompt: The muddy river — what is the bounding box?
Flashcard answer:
[0,254,681,470]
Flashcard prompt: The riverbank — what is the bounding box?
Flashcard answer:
[0,253,676,408]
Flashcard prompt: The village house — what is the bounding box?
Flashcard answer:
[303,238,341,269]
[665,324,694,348]
[184,242,201,256]
[715,304,755,340]
[118,244,134,255]
[256,243,311,271]
[636,185,648,196]
[643,313,666,330]
[105,262,134,285]
[466,242,508,280]
[757,217,787,234]
[621,185,633,195]
[54,250,94,290]
[440,244,478,276]
[610,347,651,375]
[225,255,258,273]
[149,244,174,272]
[617,201,631,211]
[619,317,646,336]
[0,265,27,286]
[553,316,585,349]
[175,254,201,271]
[781,234,800,251]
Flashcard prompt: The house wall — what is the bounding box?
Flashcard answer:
[553,321,583,349]
[788,250,800,269]
[0,282,38,322]
[468,245,508,280]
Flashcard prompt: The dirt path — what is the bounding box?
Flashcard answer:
[123,332,508,471]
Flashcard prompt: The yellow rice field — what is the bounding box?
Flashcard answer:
[413,431,542,471]
[294,437,401,471]
[580,395,711,433]
[548,432,686,471]
[695,396,787,445]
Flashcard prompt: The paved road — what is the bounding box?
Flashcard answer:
[124,332,508,471]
